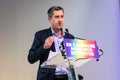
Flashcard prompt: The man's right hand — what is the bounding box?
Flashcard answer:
[43,36,54,49]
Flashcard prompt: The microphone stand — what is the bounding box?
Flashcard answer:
[59,43,75,80]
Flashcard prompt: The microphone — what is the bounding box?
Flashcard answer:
[65,28,69,33]
[59,41,66,59]
[60,28,64,36]
[60,28,63,32]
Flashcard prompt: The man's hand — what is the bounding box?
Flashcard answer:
[43,36,54,49]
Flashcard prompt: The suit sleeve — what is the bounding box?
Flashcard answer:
[28,32,50,64]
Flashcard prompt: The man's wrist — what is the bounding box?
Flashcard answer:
[43,45,47,49]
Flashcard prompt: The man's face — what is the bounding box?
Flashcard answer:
[48,10,64,30]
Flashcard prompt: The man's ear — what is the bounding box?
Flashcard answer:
[48,17,51,21]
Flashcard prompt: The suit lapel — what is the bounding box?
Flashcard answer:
[47,28,56,52]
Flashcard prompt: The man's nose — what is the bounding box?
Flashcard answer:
[58,17,63,22]
[58,20,62,23]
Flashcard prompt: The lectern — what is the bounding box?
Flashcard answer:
[63,38,103,80]
[41,39,103,80]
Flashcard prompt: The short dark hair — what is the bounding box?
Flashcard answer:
[47,6,64,18]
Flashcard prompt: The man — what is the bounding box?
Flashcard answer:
[28,6,74,80]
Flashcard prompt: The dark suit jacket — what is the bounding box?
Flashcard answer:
[28,27,74,80]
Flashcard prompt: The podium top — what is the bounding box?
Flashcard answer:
[41,51,92,68]
[41,51,68,68]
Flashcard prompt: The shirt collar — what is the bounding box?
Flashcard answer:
[51,27,65,38]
